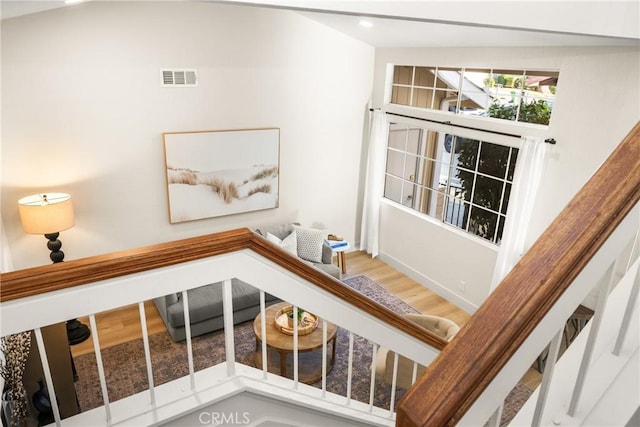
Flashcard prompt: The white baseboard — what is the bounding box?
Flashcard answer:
[377,252,479,314]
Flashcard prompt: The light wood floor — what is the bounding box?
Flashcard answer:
[70,250,540,388]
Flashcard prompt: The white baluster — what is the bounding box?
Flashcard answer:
[181,291,195,390]
[222,279,235,377]
[389,352,399,416]
[369,342,378,412]
[259,291,268,380]
[293,305,299,388]
[532,329,563,427]
[138,302,155,405]
[346,331,354,405]
[613,262,639,356]
[88,314,111,421]
[568,262,616,416]
[486,404,502,427]
[322,319,328,398]
[34,328,62,426]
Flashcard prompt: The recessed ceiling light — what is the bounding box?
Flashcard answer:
[359,20,373,28]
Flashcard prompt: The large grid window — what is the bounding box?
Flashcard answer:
[391,66,558,125]
[384,123,519,244]
[384,65,558,244]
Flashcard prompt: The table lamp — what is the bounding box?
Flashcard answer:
[18,193,91,345]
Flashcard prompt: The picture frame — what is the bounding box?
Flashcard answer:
[163,128,280,223]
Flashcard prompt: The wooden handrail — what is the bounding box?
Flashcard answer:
[397,121,640,426]
[0,228,448,351]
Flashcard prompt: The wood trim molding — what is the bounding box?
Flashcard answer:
[0,228,448,351]
[396,121,640,426]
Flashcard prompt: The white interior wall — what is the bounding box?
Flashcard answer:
[1,1,374,270]
[372,46,640,310]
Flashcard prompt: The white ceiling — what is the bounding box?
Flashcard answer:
[1,0,639,48]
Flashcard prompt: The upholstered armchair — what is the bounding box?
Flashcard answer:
[374,313,460,389]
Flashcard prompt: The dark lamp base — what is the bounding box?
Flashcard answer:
[66,319,91,345]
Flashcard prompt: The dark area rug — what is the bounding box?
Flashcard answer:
[72,275,531,423]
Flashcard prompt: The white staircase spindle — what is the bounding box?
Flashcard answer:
[88,314,112,421]
[486,404,502,427]
[222,279,236,377]
[34,328,62,426]
[410,361,418,386]
[181,290,196,390]
[368,342,378,412]
[568,262,616,416]
[532,329,563,427]
[613,262,640,356]
[346,331,354,405]
[138,302,156,405]
[389,352,399,416]
[321,319,328,397]
[293,305,299,387]
[259,291,268,380]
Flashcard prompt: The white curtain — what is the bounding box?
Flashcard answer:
[359,111,389,258]
[490,135,549,290]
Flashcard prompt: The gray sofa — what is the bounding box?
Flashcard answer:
[153,224,340,342]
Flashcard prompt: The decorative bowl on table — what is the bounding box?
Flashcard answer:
[274,305,319,335]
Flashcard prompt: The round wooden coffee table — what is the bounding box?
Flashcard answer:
[253,302,338,384]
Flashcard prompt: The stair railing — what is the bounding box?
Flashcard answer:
[396,121,640,426]
[1,229,449,426]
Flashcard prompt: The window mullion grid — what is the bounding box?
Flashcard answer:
[409,66,416,107]
[430,67,438,110]
[400,126,410,204]
[514,70,527,122]
[493,147,514,243]
[464,141,482,234]
[456,68,465,114]
[442,135,457,224]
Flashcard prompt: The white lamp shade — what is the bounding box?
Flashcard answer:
[18,193,75,235]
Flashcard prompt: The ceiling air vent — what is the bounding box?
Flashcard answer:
[161,69,198,87]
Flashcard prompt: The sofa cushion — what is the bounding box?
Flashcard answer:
[294,225,326,263]
[165,278,273,328]
[266,230,297,255]
[255,223,298,241]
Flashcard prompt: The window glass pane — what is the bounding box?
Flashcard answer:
[402,181,417,207]
[473,175,503,211]
[406,128,422,154]
[404,154,419,181]
[388,124,407,150]
[469,206,499,242]
[434,89,459,112]
[412,88,434,109]
[459,68,493,115]
[478,141,510,179]
[421,158,440,192]
[451,167,472,202]
[391,86,411,106]
[507,148,518,181]
[384,175,403,204]
[435,67,462,91]
[454,138,479,173]
[432,186,447,219]
[423,130,439,161]
[501,183,512,214]
[444,195,468,228]
[386,149,405,177]
[415,67,436,87]
[393,66,413,85]
[496,215,506,244]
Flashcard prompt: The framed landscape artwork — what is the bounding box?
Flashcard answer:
[163,128,280,223]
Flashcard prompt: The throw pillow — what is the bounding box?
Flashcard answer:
[266,230,297,255]
[294,225,325,263]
